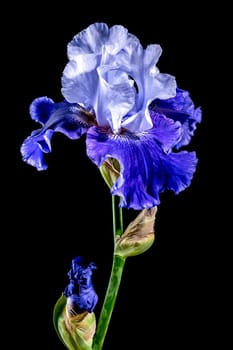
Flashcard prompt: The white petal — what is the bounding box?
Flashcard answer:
[144,44,162,68]
[96,66,135,132]
[62,70,98,106]
[67,23,109,59]
[121,109,153,132]
[105,25,129,55]
[151,73,177,99]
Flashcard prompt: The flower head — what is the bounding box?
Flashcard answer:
[20,22,201,209]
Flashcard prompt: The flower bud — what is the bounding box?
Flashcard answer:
[53,294,96,350]
[100,158,120,188]
[53,257,98,350]
[115,207,157,258]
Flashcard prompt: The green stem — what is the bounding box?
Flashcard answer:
[92,254,125,350]
[92,197,125,350]
[112,195,117,239]
[119,203,123,236]
[112,195,123,238]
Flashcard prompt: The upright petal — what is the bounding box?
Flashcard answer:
[62,23,137,129]
[86,113,197,209]
[121,70,177,133]
[62,23,177,134]
[62,23,111,106]
[20,97,91,170]
[151,88,202,148]
[67,22,109,58]
[96,66,135,131]
[119,43,177,133]
[105,25,129,55]
[62,67,99,107]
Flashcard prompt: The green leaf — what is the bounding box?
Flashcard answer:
[53,294,96,350]
[115,207,157,258]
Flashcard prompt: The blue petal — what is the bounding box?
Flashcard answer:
[20,97,90,170]
[149,111,182,153]
[30,96,54,125]
[86,113,197,209]
[64,256,98,313]
[151,88,202,148]
[66,294,96,313]
[21,129,52,170]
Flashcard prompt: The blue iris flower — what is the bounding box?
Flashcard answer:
[64,256,98,313]
[20,23,201,209]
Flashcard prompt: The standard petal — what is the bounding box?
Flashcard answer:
[62,23,177,134]
[151,88,202,148]
[105,25,129,55]
[62,66,99,106]
[64,54,99,76]
[117,42,177,133]
[123,71,177,132]
[86,120,197,209]
[67,23,109,58]
[62,23,111,106]
[143,44,162,71]
[62,24,138,127]
[20,98,90,170]
[96,66,135,131]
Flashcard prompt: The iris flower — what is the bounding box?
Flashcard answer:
[21,23,201,209]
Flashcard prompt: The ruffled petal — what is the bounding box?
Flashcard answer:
[119,43,177,133]
[121,70,177,133]
[62,66,99,107]
[62,23,136,128]
[62,23,177,134]
[67,23,131,62]
[106,25,129,55]
[64,256,98,313]
[30,96,54,125]
[151,88,202,148]
[21,130,52,170]
[67,22,109,58]
[96,66,135,131]
[62,23,110,105]
[20,97,90,170]
[86,114,197,209]
[149,111,182,153]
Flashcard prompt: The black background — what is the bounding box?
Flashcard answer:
[12,2,223,349]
